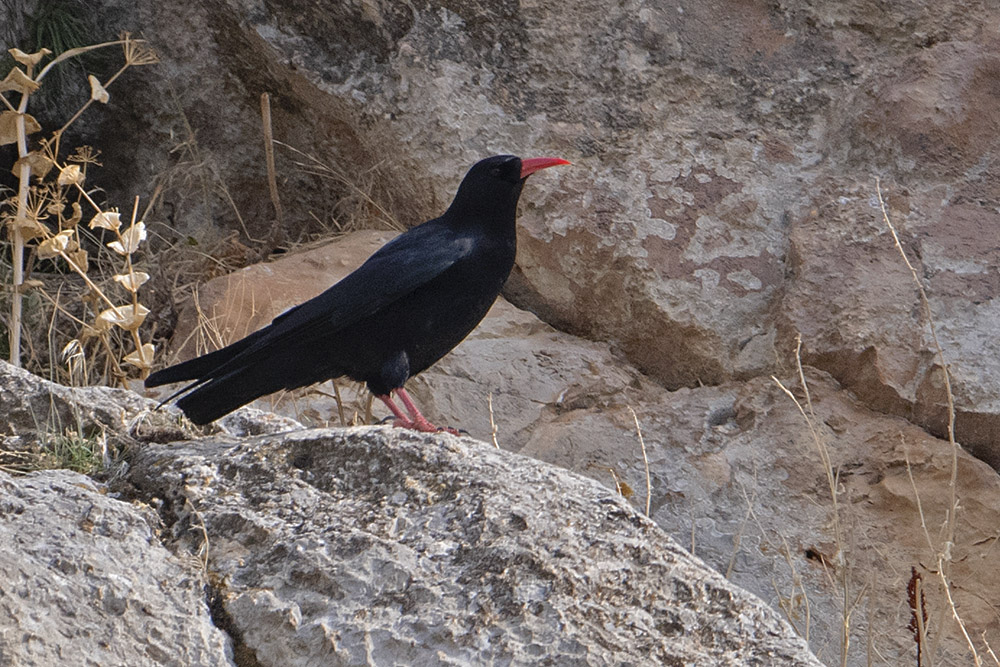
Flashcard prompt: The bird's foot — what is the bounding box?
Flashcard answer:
[377,389,463,436]
[403,415,462,436]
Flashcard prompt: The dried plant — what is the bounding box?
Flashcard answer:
[1,34,158,384]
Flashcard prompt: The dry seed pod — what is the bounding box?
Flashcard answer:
[89,210,121,231]
[57,164,84,187]
[0,111,41,146]
[8,48,52,68]
[107,221,146,255]
[113,271,150,292]
[95,304,149,332]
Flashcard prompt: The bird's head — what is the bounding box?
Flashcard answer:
[446,154,570,223]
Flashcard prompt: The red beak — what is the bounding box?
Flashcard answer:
[520,156,571,179]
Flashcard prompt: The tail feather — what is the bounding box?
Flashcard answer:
[145,333,261,387]
[146,317,349,424]
[175,369,276,425]
[170,345,339,425]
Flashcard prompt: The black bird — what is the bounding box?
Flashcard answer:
[145,154,570,429]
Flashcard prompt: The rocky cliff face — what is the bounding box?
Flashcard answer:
[5,0,1000,664]
[79,0,1000,464]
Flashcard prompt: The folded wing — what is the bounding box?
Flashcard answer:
[145,221,471,423]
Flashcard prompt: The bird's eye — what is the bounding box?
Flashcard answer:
[489,167,501,177]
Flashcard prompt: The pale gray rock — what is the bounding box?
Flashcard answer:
[0,360,159,460]
[0,360,298,459]
[127,427,821,666]
[0,469,233,666]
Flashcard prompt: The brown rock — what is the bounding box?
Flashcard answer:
[54,0,1000,460]
[520,368,1000,666]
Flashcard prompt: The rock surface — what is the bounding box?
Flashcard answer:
[0,469,233,666]
[0,364,818,665]
[0,360,297,464]
[0,359,159,464]
[157,229,1000,665]
[71,0,1000,462]
[520,369,1000,666]
[126,427,820,666]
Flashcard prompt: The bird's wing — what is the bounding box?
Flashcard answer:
[165,221,471,391]
[267,221,471,339]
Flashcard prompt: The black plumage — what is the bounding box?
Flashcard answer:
[145,154,569,429]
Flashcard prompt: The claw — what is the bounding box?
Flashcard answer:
[377,389,463,435]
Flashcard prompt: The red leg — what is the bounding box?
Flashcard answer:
[396,388,461,435]
[377,394,414,429]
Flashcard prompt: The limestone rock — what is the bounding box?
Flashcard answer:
[0,360,301,461]
[520,369,1000,666]
[8,0,1000,663]
[0,360,160,459]
[0,469,233,666]
[126,427,820,666]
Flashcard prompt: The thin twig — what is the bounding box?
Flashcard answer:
[626,405,651,516]
[880,181,975,665]
[982,632,1000,666]
[487,392,500,449]
[333,381,347,427]
[260,93,284,228]
[937,564,982,665]
[876,179,957,550]
[608,468,624,497]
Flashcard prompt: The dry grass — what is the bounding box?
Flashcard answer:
[627,405,652,517]
[274,140,406,235]
[134,84,417,406]
[487,392,501,449]
[772,347,866,667]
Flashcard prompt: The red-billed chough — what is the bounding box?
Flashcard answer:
[145,154,570,430]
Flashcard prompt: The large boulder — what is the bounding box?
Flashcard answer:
[8,0,1000,662]
[126,427,821,666]
[0,469,233,666]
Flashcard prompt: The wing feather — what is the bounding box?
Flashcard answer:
[147,220,469,397]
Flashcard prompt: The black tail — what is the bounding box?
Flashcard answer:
[145,333,261,387]
[147,326,339,425]
[172,344,335,425]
